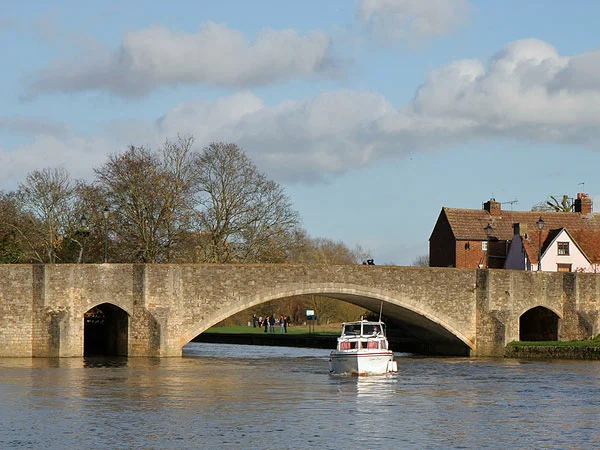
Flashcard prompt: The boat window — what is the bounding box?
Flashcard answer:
[360,340,380,349]
[364,325,380,335]
[344,325,358,335]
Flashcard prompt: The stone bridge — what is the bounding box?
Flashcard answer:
[1,264,599,358]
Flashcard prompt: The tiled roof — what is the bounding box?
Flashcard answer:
[570,229,600,262]
[522,236,539,263]
[442,207,600,263]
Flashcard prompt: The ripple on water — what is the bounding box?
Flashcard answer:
[1,344,599,449]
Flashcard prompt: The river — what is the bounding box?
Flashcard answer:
[1,343,599,449]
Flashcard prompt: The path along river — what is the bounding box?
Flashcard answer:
[1,343,599,449]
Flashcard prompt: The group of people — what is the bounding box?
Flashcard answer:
[252,314,289,333]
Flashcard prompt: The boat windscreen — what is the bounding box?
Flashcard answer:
[343,324,359,335]
[363,324,382,336]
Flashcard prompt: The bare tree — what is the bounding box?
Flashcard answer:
[95,136,196,263]
[0,191,41,263]
[18,168,76,263]
[304,294,361,324]
[158,135,197,261]
[63,181,113,263]
[412,255,430,267]
[288,231,367,265]
[532,195,574,212]
[192,142,300,263]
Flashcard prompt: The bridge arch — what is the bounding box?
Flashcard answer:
[519,306,560,342]
[179,283,475,352]
[83,302,129,356]
[517,304,563,321]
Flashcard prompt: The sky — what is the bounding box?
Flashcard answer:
[2,0,600,265]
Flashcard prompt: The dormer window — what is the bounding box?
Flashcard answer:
[557,242,569,256]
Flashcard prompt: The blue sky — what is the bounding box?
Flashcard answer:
[2,0,600,265]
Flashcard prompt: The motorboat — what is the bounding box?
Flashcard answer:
[328,319,398,376]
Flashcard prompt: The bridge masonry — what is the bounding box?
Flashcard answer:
[1,264,599,358]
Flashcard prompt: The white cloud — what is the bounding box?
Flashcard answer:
[357,0,470,43]
[551,48,600,92]
[155,90,398,182]
[136,39,600,179]
[8,38,600,187]
[24,22,339,98]
[410,39,600,138]
[156,91,265,140]
[0,135,114,187]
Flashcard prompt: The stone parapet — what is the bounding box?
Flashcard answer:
[1,264,599,357]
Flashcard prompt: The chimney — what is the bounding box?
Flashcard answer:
[574,193,593,215]
[483,198,501,216]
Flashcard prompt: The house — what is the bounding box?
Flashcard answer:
[429,193,600,272]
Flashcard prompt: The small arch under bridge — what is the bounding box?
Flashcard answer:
[1,264,599,357]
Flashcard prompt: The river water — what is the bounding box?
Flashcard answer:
[1,343,599,449]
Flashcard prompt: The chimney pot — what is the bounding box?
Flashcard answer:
[483,198,501,216]
[575,193,592,215]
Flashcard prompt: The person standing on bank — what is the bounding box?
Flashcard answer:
[279,315,285,333]
[264,316,269,333]
[269,315,276,333]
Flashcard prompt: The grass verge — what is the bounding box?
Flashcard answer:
[507,339,600,347]
[204,324,340,337]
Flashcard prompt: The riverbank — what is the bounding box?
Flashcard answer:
[194,326,468,355]
[193,324,339,349]
[194,331,338,349]
[504,340,600,360]
[197,327,600,359]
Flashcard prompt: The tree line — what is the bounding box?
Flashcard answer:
[0,137,372,266]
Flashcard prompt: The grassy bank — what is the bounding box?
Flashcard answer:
[203,324,340,337]
[505,337,600,360]
[506,337,600,347]
[194,324,340,349]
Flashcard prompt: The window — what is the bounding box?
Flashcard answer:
[557,242,569,256]
[557,263,572,272]
[482,241,488,251]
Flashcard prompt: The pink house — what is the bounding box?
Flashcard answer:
[505,225,597,272]
[430,192,600,272]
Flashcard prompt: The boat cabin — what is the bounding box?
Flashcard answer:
[338,321,388,351]
[343,322,383,336]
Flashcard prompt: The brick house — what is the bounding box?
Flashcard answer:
[429,193,600,271]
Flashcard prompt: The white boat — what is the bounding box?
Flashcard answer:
[328,319,398,376]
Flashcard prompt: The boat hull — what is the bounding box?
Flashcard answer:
[328,350,397,376]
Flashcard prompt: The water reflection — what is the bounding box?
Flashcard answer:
[1,345,600,449]
[83,356,128,368]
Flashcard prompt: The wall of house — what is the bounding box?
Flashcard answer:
[429,212,456,267]
[454,240,486,269]
[542,231,591,272]
[488,240,507,269]
[504,234,527,270]
[454,239,507,269]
